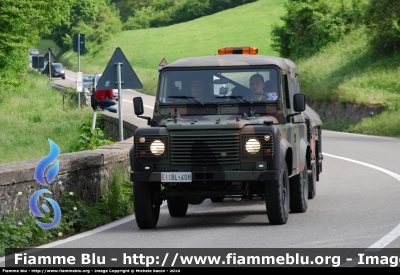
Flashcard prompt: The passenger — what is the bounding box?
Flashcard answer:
[247,74,268,101]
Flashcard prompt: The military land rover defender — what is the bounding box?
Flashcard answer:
[130,46,323,229]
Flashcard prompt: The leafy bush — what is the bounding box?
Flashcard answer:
[123,7,154,30]
[100,164,134,220]
[271,0,363,59]
[69,113,114,152]
[362,0,400,55]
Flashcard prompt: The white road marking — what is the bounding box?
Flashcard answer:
[324,153,400,249]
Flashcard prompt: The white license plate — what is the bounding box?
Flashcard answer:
[161,172,192,182]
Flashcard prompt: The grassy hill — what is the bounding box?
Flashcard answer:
[298,26,400,137]
[60,0,287,94]
[58,0,400,137]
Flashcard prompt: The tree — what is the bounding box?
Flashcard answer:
[363,0,400,55]
[52,0,122,53]
[270,0,362,59]
[0,0,73,87]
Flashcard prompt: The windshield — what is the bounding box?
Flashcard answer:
[158,68,280,104]
[53,64,62,70]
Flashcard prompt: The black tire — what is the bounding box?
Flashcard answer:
[134,182,161,229]
[308,163,317,199]
[167,197,188,217]
[210,196,225,202]
[289,167,308,213]
[265,163,290,225]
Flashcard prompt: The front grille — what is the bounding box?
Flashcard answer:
[170,133,240,164]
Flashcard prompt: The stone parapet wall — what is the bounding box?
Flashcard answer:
[101,111,148,141]
[0,112,148,219]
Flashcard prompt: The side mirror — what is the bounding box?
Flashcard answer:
[286,93,306,123]
[293,93,306,112]
[133,97,156,126]
[133,97,144,115]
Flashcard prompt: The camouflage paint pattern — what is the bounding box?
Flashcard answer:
[130,52,323,207]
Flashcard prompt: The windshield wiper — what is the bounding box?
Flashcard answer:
[215,95,253,105]
[168,95,204,106]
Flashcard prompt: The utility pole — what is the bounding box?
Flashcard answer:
[78,34,81,108]
[116,63,123,141]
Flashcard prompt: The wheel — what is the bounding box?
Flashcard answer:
[210,196,224,202]
[289,167,308,213]
[167,197,188,217]
[265,163,290,225]
[134,182,161,229]
[62,76,65,79]
[308,163,317,199]
[246,92,269,101]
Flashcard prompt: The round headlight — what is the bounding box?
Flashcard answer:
[150,140,165,155]
[245,138,260,154]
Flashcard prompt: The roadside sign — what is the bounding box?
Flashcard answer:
[76,72,83,93]
[96,47,143,90]
[158,58,168,73]
[96,47,143,142]
[73,34,85,53]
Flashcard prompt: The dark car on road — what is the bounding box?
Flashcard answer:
[42,62,66,79]
[51,63,66,79]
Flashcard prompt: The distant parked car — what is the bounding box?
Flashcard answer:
[83,74,94,93]
[82,74,95,106]
[29,49,39,55]
[90,73,118,101]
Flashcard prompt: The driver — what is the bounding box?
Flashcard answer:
[248,74,266,100]
[191,78,206,98]
[190,78,212,101]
